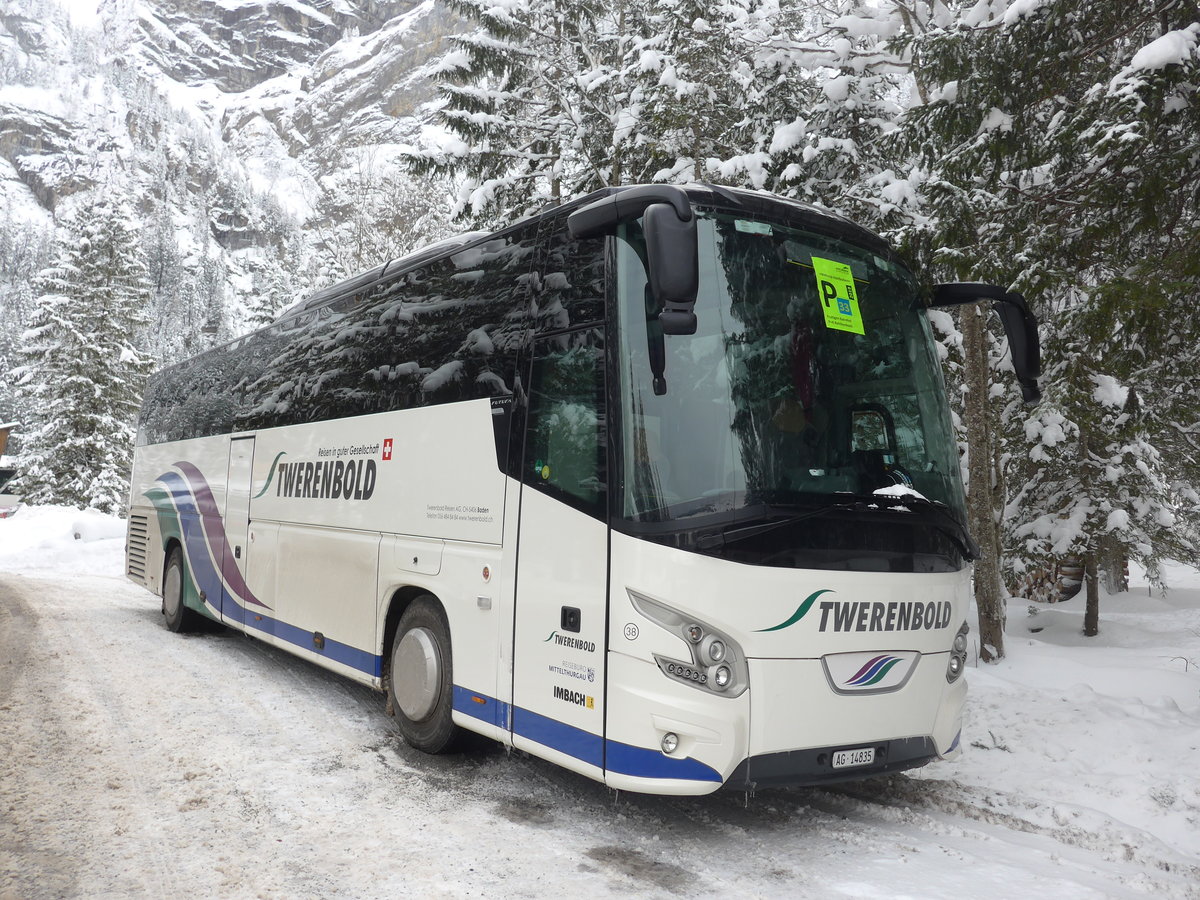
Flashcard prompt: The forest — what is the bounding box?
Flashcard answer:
[2,0,1198,659]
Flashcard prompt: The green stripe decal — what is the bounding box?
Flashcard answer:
[756,589,833,632]
[252,451,286,499]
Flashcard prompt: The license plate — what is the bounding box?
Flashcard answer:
[832,747,875,769]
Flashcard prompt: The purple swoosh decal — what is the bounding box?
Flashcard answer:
[171,460,269,610]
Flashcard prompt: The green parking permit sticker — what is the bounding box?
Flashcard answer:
[812,256,864,335]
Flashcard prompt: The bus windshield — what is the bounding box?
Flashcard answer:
[615,211,968,571]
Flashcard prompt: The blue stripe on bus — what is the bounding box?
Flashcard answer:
[244,614,383,677]
[452,685,510,729]
[452,688,721,783]
[946,729,961,755]
[512,704,605,768]
[605,738,722,782]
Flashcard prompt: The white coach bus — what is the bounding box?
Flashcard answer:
[127,185,1040,794]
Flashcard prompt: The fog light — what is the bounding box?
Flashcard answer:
[713,665,732,689]
[707,639,726,663]
[686,624,704,643]
[661,732,679,754]
[947,621,969,683]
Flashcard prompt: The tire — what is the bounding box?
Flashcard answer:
[389,595,460,753]
[162,546,200,633]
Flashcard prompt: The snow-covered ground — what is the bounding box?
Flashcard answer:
[1,506,1198,898]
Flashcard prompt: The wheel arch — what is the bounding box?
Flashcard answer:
[381,585,449,702]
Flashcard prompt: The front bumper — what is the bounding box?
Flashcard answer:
[724,735,938,790]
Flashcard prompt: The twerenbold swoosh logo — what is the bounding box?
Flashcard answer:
[158,464,271,610]
[253,451,287,499]
[845,655,903,686]
[756,589,833,632]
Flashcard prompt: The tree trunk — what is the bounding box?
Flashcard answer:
[1100,535,1128,594]
[1083,553,1100,636]
[963,305,1005,661]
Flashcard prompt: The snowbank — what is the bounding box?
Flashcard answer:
[0,505,126,576]
[947,559,1200,860]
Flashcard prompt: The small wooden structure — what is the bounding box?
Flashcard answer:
[0,422,20,514]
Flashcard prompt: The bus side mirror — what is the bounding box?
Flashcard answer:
[643,203,698,335]
[568,185,699,335]
[931,283,1043,404]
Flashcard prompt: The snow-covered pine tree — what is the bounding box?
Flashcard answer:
[11,191,154,515]
[406,0,627,225]
[1008,325,1179,634]
[309,150,454,284]
[722,0,913,228]
[622,0,756,184]
[896,0,1200,640]
[0,215,52,433]
[410,0,908,218]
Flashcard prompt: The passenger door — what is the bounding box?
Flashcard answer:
[220,436,255,628]
[510,326,609,779]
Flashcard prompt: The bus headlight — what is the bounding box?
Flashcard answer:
[947,621,969,683]
[628,589,749,699]
[705,638,726,663]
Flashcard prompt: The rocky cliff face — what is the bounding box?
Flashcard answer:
[127,0,427,94]
[0,1,76,217]
[2,0,454,219]
[0,0,460,401]
[213,0,456,170]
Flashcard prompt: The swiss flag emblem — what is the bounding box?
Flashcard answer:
[382,438,393,461]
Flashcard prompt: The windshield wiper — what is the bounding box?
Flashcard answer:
[693,495,980,561]
[862,494,980,561]
[694,501,859,551]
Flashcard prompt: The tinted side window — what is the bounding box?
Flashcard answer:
[534,222,605,333]
[139,225,540,444]
[523,326,607,519]
[235,227,538,429]
[138,330,285,445]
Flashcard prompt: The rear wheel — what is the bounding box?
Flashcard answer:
[162,547,199,633]
[389,595,460,752]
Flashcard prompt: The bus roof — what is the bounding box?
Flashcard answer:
[275,184,893,327]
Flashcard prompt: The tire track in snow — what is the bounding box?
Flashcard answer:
[5,570,1199,899]
[813,776,1200,897]
[1,574,182,897]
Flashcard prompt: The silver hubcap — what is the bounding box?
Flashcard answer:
[164,561,182,618]
[393,627,441,721]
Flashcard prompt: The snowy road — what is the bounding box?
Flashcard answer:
[2,559,1198,899]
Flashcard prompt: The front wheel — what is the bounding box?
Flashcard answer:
[162,547,200,633]
[389,595,460,753]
